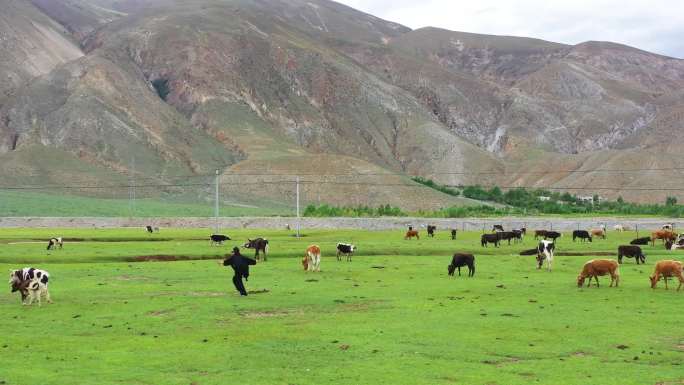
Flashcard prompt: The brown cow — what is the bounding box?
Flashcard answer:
[590,229,606,239]
[304,245,321,272]
[649,260,684,291]
[534,230,548,240]
[577,259,620,288]
[651,230,678,246]
[405,230,419,240]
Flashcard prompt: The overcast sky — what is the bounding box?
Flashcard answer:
[337,0,684,58]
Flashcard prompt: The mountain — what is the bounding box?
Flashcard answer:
[1,0,683,208]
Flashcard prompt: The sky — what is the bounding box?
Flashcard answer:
[337,0,684,58]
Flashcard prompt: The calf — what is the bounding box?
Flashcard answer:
[577,259,620,288]
[304,245,321,272]
[336,243,356,262]
[46,237,63,250]
[404,230,419,240]
[427,225,436,238]
[450,229,457,240]
[210,234,230,246]
[447,253,475,277]
[590,228,606,239]
[649,260,683,291]
[573,230,592,242]
[244,238,269,261]
[9,268,52,305]
[544,231,562,241]
[630,237,650,245]
[480,233,500,248]
[536,240,555,271]
[617,245,646,264]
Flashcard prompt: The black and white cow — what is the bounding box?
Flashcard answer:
[9,268,51,305]
[536,240,555,271]
[244,238,269,261]
[492,225,504,232]
[146,226,154,234]
[336,243,356,262]
[210,234,231,246]
[46,237,63,250]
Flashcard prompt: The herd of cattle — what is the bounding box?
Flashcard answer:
[8,223,684,305]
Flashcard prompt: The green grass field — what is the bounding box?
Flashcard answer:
[1,228,682,385]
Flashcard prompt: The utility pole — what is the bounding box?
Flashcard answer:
[129,156,136,217]
[296,176,301,238]
[214,169,219,234]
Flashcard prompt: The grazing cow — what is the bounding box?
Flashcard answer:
[244,238,269,261]
[572,230,592,242]
[649,260,683,291]
[534,230,548,239]
[451,229,457,240]
[304,245,321,272]
[613,224,624,232]
[536,240,555,271]
[210,234,230,246]
[665,239,684,251]
[496,231,517,245]
[544,231,562,241]
[405,230,419,240]
[630,237,651,245]
[617,245,646,264]
[427,225,436,238]
[146,226,154,234]
[651,230,678,246]
[336,243,356,262]
[511,229,525,243]
[481,233,500,248]
[46,237,63,251]
[590,228,606,240]
[492,225,504,232]
[577,259,620,288]
[447,253,475,277]
[9,268,51,305]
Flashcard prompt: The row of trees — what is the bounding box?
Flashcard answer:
[302,181,684,217]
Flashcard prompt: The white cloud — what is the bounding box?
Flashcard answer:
[336,0,684,58]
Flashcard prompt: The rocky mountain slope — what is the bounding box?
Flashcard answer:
[1,0,683,207]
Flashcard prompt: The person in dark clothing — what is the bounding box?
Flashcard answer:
[223,247,257,296]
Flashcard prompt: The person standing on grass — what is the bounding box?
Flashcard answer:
[223,247,256,296]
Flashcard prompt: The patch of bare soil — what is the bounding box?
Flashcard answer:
[240,309,302,319]
[556,252,614,256]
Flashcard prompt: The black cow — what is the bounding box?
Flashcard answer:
[427,225,436,238]
[146,226,154,234]
[244,238,269,261]
[544,231,562,241]
[496,231,517,245]
[492,225,504,232]
[210,234,231,246]
[572,230,592,242]
[448,253,475,277]
[336,243,356,262]
[617,245,646,264]
[630,237,650,245]
[451,229,457,240]
[511,229,525,243]
[481,233,500,247]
